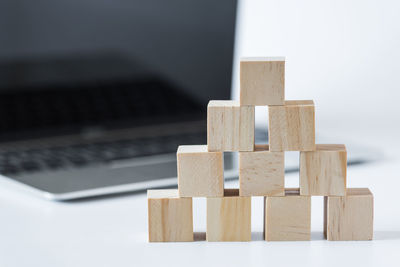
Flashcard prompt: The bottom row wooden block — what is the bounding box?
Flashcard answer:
[147,189,193,242]
[207,189,251,242]
[264,188,311,241]
[324,188,373,241]
[148,188,373,242]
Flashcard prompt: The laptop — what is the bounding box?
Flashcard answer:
[0,0,240,200]
[0,0,376,200]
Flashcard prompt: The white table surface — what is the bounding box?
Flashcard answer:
[1,127,399,267]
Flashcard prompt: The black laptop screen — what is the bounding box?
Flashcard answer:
[0,0,237,140]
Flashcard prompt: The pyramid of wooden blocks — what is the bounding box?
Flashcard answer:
[240,57,285,106]
[177,145,224,197]
[300,144,347,196]
[207,189,251,241]
[147,56,374,243]
[239,145,284,196]
[147,189,193,242]
[264,188,311,241]
[324,188,374,241]
[269,100,315,151]
[207,100,254,152]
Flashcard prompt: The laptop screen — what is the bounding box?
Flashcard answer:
[0,0,237,141]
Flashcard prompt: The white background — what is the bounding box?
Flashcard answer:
[233,0,400,134]
[1,0,400,266]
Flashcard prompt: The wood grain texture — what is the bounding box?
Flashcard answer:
[300,144,347,196]
[207,100,254,152]
[324,188,374,241]
[264,188,311,241]
[177,145,224,197]
[207,189,251,242]
[147,189,193,242]
[268,100,315,151]
[240,57,285,106]
[239,144,284,196]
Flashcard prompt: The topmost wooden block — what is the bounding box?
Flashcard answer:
[240,57,285,106]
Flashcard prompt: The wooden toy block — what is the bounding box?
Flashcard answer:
[268,100,315,151]
[239,145,284,196]
[207,100,254,152]
[264,188,311,241]
[147,189,193,242]
[177,145,224,197]
[324,188,374,241]
[207,189,251,242]
[300,144,347,196]
[240,57,285,106]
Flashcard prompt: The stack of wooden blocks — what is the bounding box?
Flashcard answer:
[147,57,374,242]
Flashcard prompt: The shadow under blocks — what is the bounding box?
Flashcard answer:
[147,57,374,242]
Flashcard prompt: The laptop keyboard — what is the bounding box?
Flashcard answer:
[0,131,206,176]
[0,77,204,142]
